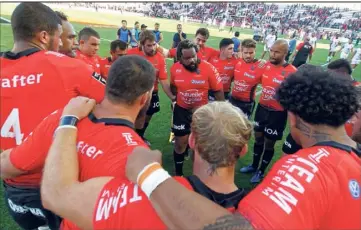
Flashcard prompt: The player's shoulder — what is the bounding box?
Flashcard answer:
[170,61,182,71]
[127,47,140,55]
[285,63,297,72]
[44,51,88,68]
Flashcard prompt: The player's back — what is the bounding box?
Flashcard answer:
[237,142,361,229]
[1,49,105,150]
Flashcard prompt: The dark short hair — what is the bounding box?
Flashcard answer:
[327,59,353,75]
[78,27,100,41]
[110,40,127,52]
[155,22,160,26]
[277,64,361,127]
[55,11,68,21]
[177,39,198,61]
[121,20,127,24]
[11,3,62,42]
[219,38,234,49]
[135,21,139,25]
[195,28,210,39]
[106,55,156,105]
[235,31,240,37]
[139,30,155,45]
[241,39,257,49]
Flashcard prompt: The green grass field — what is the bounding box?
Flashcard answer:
[1,4,361,229]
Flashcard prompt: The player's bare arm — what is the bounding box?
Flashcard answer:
[160,79,176,101]
[159,32,164,44]
[126,147,253,230]
[170,84,177,97]
[41,97,112,230]
[0,148,25,179]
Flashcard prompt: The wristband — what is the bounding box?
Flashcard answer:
[59,115,79,127]
[54,115,79,134]
[137,162,171,198]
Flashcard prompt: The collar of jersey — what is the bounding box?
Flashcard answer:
[1,47,41,60]
[313,141,361,156]
[87,112,134,129]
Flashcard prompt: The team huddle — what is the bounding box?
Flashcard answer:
[1,3,360,230]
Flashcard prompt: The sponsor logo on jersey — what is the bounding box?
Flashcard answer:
[349,179,360,199]
[273,78,283,84]
[191,79,206,84]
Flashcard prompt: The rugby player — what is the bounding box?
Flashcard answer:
[290,36,314,68]
[1,55,154,230]
[75,27,102,75]
[326,34,340,63]
[158,28,219,62]
[208,38,238,101]
[170,39,224,176]
[239,40,297,183]
[283,59,361,155]
[350,46,361,70]
[128,30,175,145]
[339,39,354,59]
[40,101,252,230]
[55,11,78,58]
[99,39,128,79]
[123,64,361,230]
[260,30,276,59]
[229,39,265,118]
[1,3,106,151]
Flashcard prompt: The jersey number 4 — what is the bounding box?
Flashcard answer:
[1,108,24,145]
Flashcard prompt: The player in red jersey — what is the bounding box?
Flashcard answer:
[283,59,361,155]
[158,28,219,62]
[230,39,265,117]
[239,40,297,183]
[55,11,78,58]
[99,40,127,79]
[170,40,224,176]
[128,30,175,145]
[208,38,238,101]
[120,64,361,230]
[39,101,252,230]
[0,56,154,230]
[75,27,102,75]
[0,3,106,151]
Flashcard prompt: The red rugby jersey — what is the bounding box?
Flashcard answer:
[208,56,238,93]
[238,142,361,230]
[75,49,102,75]
[0,48,105,150]
[170,61,223,110]
[259,63,297,111]
[99,57,113,79]
[232,59,264,102]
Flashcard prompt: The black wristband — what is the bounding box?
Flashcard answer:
[59,115,79,127]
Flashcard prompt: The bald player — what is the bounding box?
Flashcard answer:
[240,40,297,183]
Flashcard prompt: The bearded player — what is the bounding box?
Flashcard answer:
[239,40,297,183]
[230,39,265,118]
[128,30,175,145]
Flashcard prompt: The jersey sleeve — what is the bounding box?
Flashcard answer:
[99,58,108,79]
[9,110,61,171]
[158,55,168,81]
[237,153,329,229]
[296,43,304,51]
[55,58,106,103]
[169,48,177,58]
[207,63,223,91]
[93,178,166,230]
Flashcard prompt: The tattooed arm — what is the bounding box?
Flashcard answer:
[150,178,253,230]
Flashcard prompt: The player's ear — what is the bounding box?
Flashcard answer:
[239,144,248,158]
[188,133,195,150]
[288,112,297,127]
[37,30,50,45]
